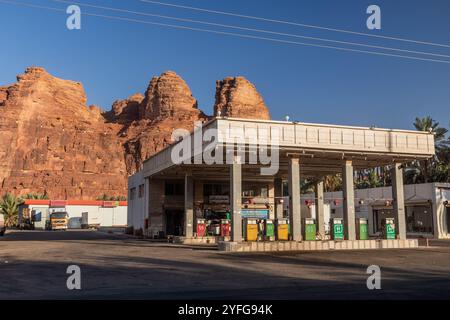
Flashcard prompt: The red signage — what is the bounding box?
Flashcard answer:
[103,201,119,208]
[50,200,67,207]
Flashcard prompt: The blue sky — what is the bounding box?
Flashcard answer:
[1,0,449,131]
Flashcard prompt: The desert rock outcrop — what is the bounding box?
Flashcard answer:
[0,68,269,199]
[214,76,271,120]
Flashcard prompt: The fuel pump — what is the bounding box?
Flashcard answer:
[243,218,259,241]
[220,219,231,237]
[330,217,344,240]
[303,218,316,241]
[276,218,289,241]
[196,218,207,237]
[265,219,275,241]
[382,218,396,239]
[356,218,369,240]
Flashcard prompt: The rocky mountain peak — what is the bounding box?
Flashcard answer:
[214,76,271,120]
[140,71,199,121]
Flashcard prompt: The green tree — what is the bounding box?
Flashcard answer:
[0,193,22,227]
[22,192,49,200]
[412,116,448,182]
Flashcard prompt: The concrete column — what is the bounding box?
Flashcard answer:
[315,179,325,238]
[184,174,194,237]
[274,177,284,219]
[288,157,302,241]
[144,177,150,236]
[391,163,406,240]
[342,160,356,240]
[230,157,242,242]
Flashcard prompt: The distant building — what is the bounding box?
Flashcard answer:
[19,200,127,230]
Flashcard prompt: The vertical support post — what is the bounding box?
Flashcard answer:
[274,177,284,219]
[343,160,356,240]
[288,157,302,241]
[391,163,406,240]
[184,173,194,238]
[231,157,242,242]
[315,178,325,238]
[144,177,150,236]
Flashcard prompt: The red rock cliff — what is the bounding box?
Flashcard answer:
[0,68,269,199]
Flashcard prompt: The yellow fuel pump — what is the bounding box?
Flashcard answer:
[276,218,289,241]
[243,218,258,241]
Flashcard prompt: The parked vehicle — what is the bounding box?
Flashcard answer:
[49,212,69,231]
[0,213,5,236]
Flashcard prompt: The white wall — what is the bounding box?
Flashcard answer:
[127,171,146,231]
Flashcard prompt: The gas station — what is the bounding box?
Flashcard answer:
[128,117,435,251]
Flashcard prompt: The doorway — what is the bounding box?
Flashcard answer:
[165,209,184,236]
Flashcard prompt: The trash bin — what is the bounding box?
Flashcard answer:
[276,218,289,241]
[243,218,258,241]
[382,218,396,239]
[356,218,369,240]
[303,218,316,241]
[196,218,207,237]
[330,218,344,240]
[265,219,275,241]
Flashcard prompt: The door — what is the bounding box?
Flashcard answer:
[165,210,184,236]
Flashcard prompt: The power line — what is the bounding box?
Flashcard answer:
[48,0,450,60]
[1,0,450,65]
[140,0,450,49]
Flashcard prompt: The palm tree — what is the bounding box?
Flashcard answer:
[413,116,448,144]
[413,116,448,182]
[0,193,22,227]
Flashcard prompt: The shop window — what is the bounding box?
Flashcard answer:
[165,182,184,196]
[406,205,433,234]
[243,184,269,198]
[130,187,136,200]
[203,183,229,197]
[138,184,144,198]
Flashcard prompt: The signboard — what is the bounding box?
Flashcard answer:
[241,209,269,219]
[209,195,229,204]
[50,200,67,207]
[103,201,119,208]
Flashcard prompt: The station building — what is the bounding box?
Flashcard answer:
[127,117,436,249]
[19,199,128,230]
[301,183,450,239]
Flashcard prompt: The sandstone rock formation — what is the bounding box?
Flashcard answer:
[214,76,271,120]
[0,67,127,199]
[122,71,207,174]
[0,68,269,199]
[140,71,200,121]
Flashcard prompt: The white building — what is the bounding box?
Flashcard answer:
[301,183,450,239]
[19,199,128,230]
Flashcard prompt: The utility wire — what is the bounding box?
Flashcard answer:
[48,0,450,59]
[1,0,450,65]
[141,0,450,49]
